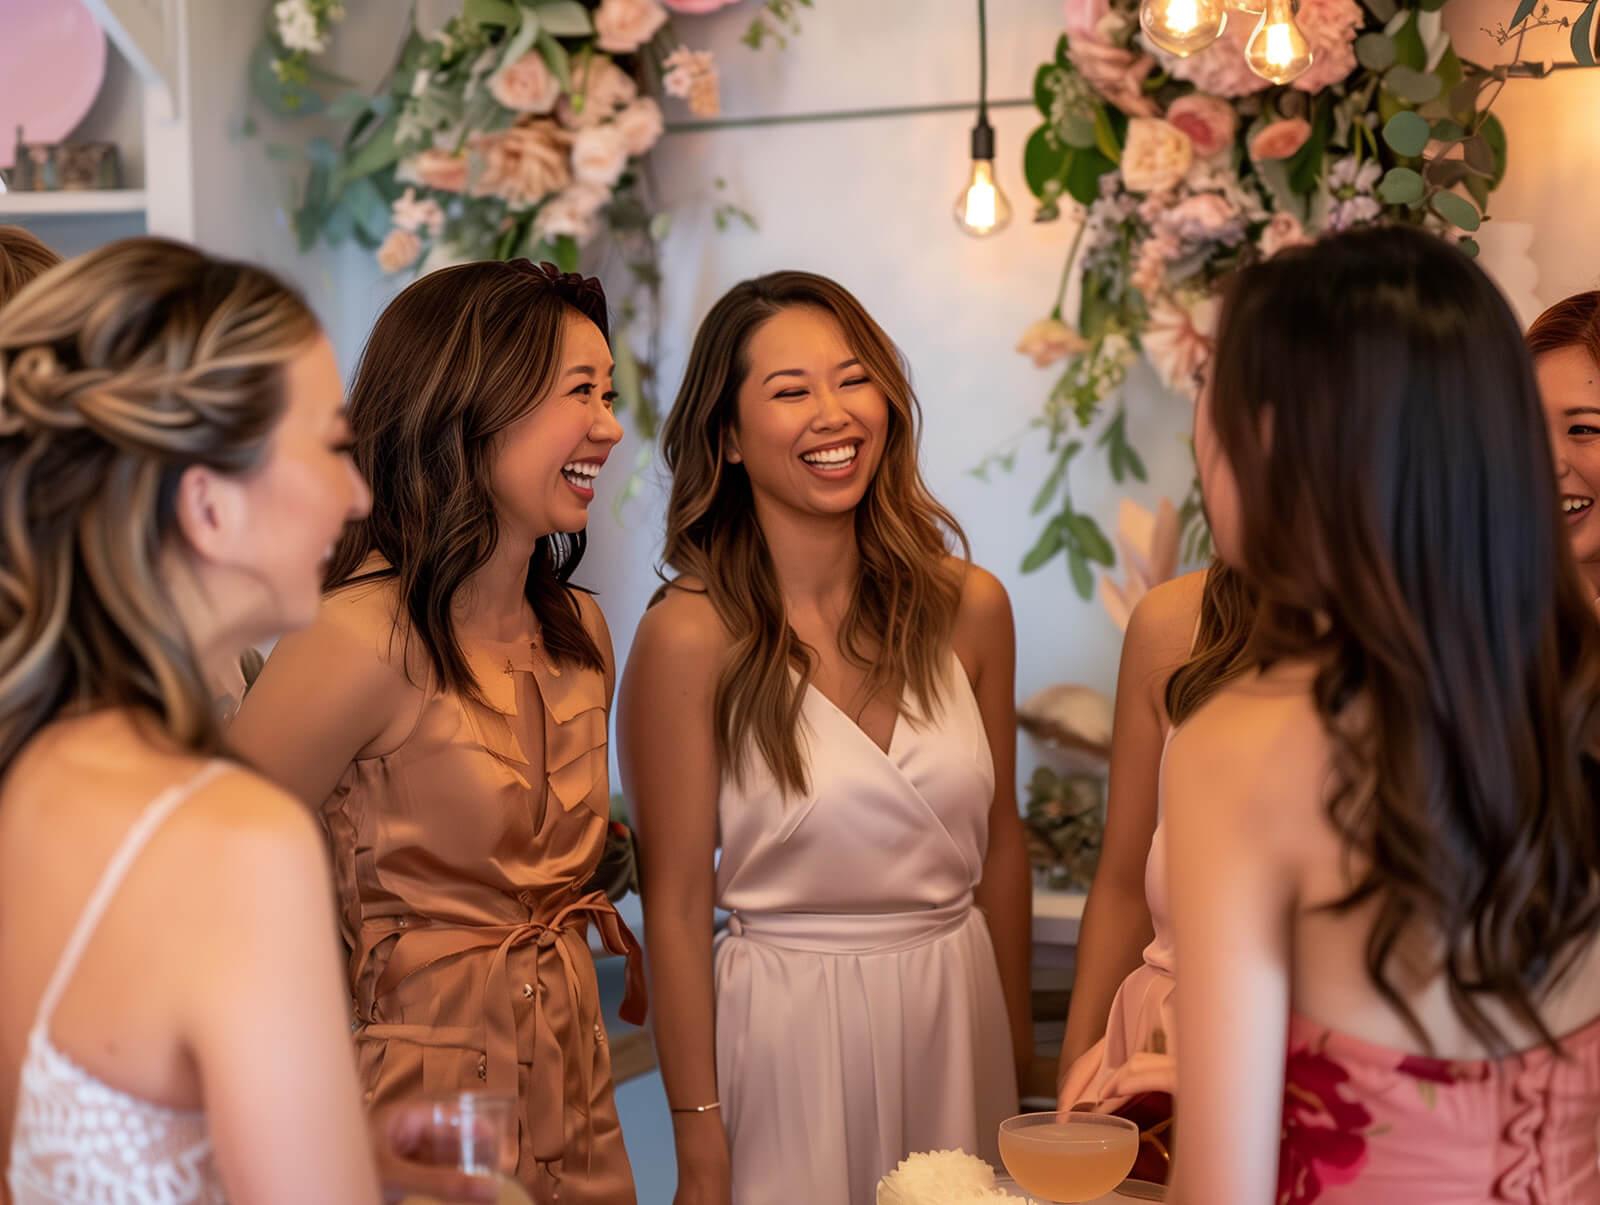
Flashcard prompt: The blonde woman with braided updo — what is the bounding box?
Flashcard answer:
[0,239,488,1205]
[0,226,60,309]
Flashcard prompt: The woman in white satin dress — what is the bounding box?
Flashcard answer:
[619,271,1031,1205]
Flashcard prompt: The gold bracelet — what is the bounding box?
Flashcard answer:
[670,1101,722,1114]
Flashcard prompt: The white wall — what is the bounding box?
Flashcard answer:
[22,0,1600,737]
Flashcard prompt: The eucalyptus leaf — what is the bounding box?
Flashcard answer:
[1382,110,1429,156]
[1034,63,1060,116]
[335,111,402,183]
[1508,0,1540,27]
[1424,158,1472,188]
[1458,237,1480,257]
[1032,448,1073,516]
[463,0,520,25]
[1461,134,1496,177]
[537,30,572,89]
[1356,33,1397,70]
[1465,172,1490,210]
[1480,113,1508,185]
[1430,191,1481,230]
[1066,513,1115,566]
[1067,548,1094,599]
[1573,0,1599,67]
[1449,74,1485,122]
[344,175,392,243]
[1434,46,1463,94]
[1390,12,1426,70]
[1022,519,1066,572]
[1428,118,1466,142]
[1378,166,1424,205]
[497,10,543,73]
[326,91,374,123]
[531,0,595,37]
[1386,66,1442,103]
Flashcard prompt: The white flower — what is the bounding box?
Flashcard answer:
[1327,156,1383,231]
[877,1150,998,1205]
[390,187,446,237]
[1143,292,1220,399]
[274,0,326,53]
[613,97,665,157]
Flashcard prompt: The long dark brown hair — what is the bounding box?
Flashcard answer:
[658,271,968,794]
[1207,223,1600,1054]
[325,260,606,697]
[0,238,317,768]
[1164,561,1257,725]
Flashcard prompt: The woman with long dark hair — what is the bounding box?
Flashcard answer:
[1166,225,1600,1203]
[230,260,641,1204]
[619,272,1031,1205]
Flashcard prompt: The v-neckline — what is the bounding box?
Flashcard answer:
[804,679,904,759]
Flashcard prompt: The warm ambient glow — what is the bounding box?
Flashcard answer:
[954,158,1012,237]
[1245,0,1315,83]
[1139,0,1228,57]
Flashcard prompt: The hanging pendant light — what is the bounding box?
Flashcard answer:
[955,0,1013,237]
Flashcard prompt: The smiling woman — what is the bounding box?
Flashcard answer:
[620,271,1033,1205]
[228,260,644,1204]
[1528,291,1600,602]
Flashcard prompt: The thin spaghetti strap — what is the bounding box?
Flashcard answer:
[30,760,231,1035]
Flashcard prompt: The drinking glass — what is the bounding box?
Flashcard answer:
[998,1112,1140,1203]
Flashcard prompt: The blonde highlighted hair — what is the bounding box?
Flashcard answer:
[0,225,61,309]
[0,237,318,768]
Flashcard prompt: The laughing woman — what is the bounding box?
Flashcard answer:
[229,261,643,1204]
[620,272,1030,1205]
[1528,291,1600,603]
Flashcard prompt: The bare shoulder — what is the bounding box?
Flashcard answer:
[951,559,1013,627]
[1165,666,1327,834]
[169,763,326,875]
[569,587,613,644]
[272,576,413,685]
[1125,570,1207,656]
[630,581,730,669]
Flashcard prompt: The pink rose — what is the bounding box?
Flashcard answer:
[376,227,422,274]
[1063,0,1112,43]
[404,148,469,193]
[557,56,638,129]
[470,119,572,209]
[1120,118,1194,193]
[571,123,630,188]
[594,0,668,54]
[1160,21,1271,98]
[1016,317,1088,369]
[1068,40,1159,117]
[662,46,719,117]
[613,97,664,157]
[1131,230,1179,298]
[1288,0,1364,93]
[1249,117,1312,162]
[1164,94,1237,159]
[1259,211,1311,258]
[536,183,611,245]
[1164,192,1240,241]
[1143,293,1220,399]
[490,50,561,114]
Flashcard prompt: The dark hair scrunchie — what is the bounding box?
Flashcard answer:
[511,259,610,340]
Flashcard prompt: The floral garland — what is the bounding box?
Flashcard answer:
[1003,0,1512,595]
[255,0,794,442]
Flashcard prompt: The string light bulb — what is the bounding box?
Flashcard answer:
[955,0,1012,237]
[955,151,1012,236]
[1245,0,1314,83]
[1139,0,1228,57]
[1230,0,1266,14]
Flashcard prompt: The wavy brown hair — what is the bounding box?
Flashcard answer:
[0,237,318,768]
[0,225,60,308]
[325,260,606,698]
[1164,560,1257,726]
[1208,224,1600,1055]
[658,271,968,795]
[1526,290,1600,367]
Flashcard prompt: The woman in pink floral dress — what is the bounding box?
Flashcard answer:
[1165,225,1600,1205]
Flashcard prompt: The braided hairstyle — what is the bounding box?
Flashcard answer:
[0,237,319,768]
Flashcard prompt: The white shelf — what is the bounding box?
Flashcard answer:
[0,189,147,218]
[1033,887,1087,947]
